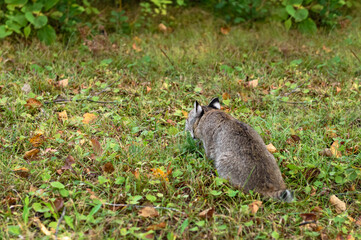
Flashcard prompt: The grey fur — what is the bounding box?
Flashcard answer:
[185,98,293,202]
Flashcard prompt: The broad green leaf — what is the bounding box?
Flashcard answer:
[50,11,63,19]
[8,14,27,27]
[5,20,21,33]
[180,219,189,234]
[32,202,50,212]
[285,18,292,31]
[33,15,47,29]
[0,25,13,38]
[294,8,308,22]
[5,0,27,5]
[7,226,21,236]
[311,4,323,12]
[285,5,295,17]
[22,2,43,13]
[25,12,35,23]
[50,181,65,189]
[64,216,75,230]
[88,204,102,218]
[298,18,317,34]
[37,25,56,45]
[44,0,59,11]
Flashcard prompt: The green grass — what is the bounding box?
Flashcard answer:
[1,9,361,239]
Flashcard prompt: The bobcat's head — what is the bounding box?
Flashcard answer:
[185,98,220,139]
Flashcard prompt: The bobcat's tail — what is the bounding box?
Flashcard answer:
[270,189,294,203]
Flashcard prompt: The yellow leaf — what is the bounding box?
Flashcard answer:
[25,98,42,109]
[146,86,151,93]
[330,140,342,158]
[248,200,262,214]
[266,143,277,153]
[139,207,159,218]
[82,113,97,124]
[151,168,169,182]
[329,195,346,213]
[29,133,44,147]
[57,79,68,88]
[220,26,230,35]
[57,110,68,122]
[222,92,230,100]
[24,149,40,160]
[181,110,188,118]
[33,218,52,236]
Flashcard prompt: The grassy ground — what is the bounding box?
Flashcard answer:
[1,8,361,239]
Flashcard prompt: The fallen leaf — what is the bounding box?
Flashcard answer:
[286,135,301,145]
[29,133,45,147]
[103,162,115,173]
[91,138,103,155]
[329,195,346,213]
[82,113,97,124]
[133,169,140,179]
[222,92,230,100]
[33,218,52,236]
[303,167,320,181]
[355,217,361,226]
[266,143,277,153]
[24,149,40,160]
[57,79,68,88]
[181,110,188,118]
[312,206,323,213]
[319,148,333,157]
[21,83,31,94]
[25,98,42,109]
[139,207,159,218]
[57,110,68,122]
[322,45,332,53]
[336,233,345,240]
[237,225,243,236]
[248,200,262,214]
[145,233,154,239]
[198,207,215,219]
[151,168,170,182]
[330,140,342,158]
[132,43,142,52]
[246,79,258,88]
[146,86,151,93]
[336,87,341,94]
[220,26,230,35]
[300,213,317,222]
[167,119,176,126]
[158,23,168,33]
[146,222,166,231]
[61,155,75,171]
[52,197,64,212]
[325,126,337,138]
[13,167,30,178]
[346,235,355,240]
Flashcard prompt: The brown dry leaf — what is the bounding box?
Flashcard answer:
[139,207,159,218]
[146,86,152,93]
[300,213,317,221]
[52,197,64,212]
[57,110,68,122]
[57,79,68,88]
[167,119,176,126]
[237,225,243,236]
[346,235,355,240]
[33,218,52,236]
[13,167,30,178]
[30,133,45,147]
[83,113,97,124]
[24,149,40,160]
[319,148,333,157]
[246,79,259,88]
[330,141,342,158]
[322,45,332,53]
[146,222,166,231]
[25,98,42,109]
[91,138,103,155]
[133,169,140,179]
[61,155,75,171]
[336,87,341,94]
[329,195,346,213]
[220,26,230,35]
[158,23,168,33]
[132,43,142,52]
[312,206,323,213]
[266,143,277,153]
[248,200,262,214]
[222,92,230,100]
[103,162,115,173]
[355,217,361,226]
[336,233,345,240]
[198,207,215,219]
[286,135,301,145]
[325,126,337,138]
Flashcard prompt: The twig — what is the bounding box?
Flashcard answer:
[298,220,316,226]
[55,207,66,240]
[350,49,361,65]
[277,81,307,99]
[104,203,185,214]
[44,98,119,104]
[159,48,176,70]
[279,101,316,105]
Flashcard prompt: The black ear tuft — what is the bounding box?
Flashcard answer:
[208,98,221,109]
[194,101,203,116]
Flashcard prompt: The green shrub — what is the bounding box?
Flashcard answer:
[0,0,99,45]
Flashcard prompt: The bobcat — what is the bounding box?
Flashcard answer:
[185,98,293,202]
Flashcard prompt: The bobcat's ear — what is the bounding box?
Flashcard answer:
[194,101,203,116]
[208,98,221,109]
